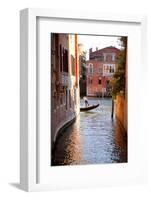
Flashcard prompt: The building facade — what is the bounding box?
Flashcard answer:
[51,33,80,148]
[86,46,120,97]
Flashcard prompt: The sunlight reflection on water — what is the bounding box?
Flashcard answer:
[52,98,127,166]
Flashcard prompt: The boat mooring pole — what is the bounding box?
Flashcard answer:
[111,96,114,118]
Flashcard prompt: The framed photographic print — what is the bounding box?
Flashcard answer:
[20,8,147,191]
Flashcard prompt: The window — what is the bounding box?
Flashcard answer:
[105,65,110,74]
[100,55,104,61]
[110,66,112,73]
[98,67,103,74]
[60,45,69,73]
[98,79,102,85]
[112,54,115,61]
[89,64,93,74]
[106,54,110,62]
[103,64,115,74]
[111,67,114,73]
[109,65,115,73]
[63,48,68,73]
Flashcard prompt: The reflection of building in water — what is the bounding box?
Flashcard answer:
[86,46,120,97]
[51,33,80,149]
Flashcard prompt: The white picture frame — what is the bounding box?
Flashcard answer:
[20,8,147,192]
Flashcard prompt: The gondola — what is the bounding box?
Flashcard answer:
[80,104,99,112]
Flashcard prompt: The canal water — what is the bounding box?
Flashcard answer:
[52,98,127,166]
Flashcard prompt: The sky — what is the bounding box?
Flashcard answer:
[78,34,121,60]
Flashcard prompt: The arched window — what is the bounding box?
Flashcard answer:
[110,66,112,73]
[98,77,102,85]
[89,63,93,74]
[88,77,93,84]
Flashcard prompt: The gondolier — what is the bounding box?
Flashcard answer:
[83,97,89,107]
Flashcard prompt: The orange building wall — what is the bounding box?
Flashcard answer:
[116,42,128,133]
[116,95,127,132]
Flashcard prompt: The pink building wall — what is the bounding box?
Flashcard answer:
[86,46,120,97]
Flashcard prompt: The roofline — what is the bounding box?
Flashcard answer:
[90,46,120,54]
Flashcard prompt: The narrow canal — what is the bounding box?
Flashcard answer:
[52,98,127,166]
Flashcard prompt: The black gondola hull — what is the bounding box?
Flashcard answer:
[80,104,99,112]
